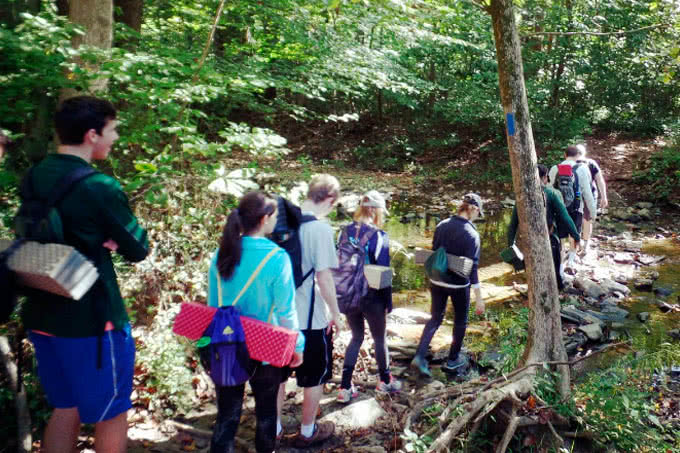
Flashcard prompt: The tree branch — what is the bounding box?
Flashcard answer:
[495,403,519,453]
[526,23,670,37]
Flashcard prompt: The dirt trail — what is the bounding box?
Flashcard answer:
[584,134,663,202]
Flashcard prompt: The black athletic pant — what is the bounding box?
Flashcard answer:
[341,301,390,388]
[415,284,470,362]
[550,234,564,291]
[211,363,282,453]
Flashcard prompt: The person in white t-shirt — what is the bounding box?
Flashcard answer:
[277,174,344,448]
[576,144,608,255]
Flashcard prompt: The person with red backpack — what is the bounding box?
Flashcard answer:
[548,145,596,271]
[336,190,402,403]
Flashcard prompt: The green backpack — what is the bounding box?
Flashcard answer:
[424,247,453,283]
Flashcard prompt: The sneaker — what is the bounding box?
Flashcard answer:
[441,354,468,374]
[410,355,432,377]
[376,376,402,394]
[336,385,358,403]
[294,421,335,448]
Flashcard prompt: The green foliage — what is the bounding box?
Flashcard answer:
[572,344,680,451]
[135,304,198,415]
[488,307,529,374]
[351,138,420,172]
[0,6,77,125]
[402,428,433,453]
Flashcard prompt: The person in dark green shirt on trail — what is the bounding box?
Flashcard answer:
[21,96,149,453]
[507,164,580,290]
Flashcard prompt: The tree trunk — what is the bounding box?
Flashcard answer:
[0,336,31,453]
[488,0,570,397]
[66,0,114,94]
[114,0,143,48]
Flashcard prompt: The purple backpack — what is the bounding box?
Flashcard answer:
[332,223,377,315]
[203,306,252,387]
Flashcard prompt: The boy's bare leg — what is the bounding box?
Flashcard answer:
[302,386,323,426]
[94,411,128,453]
[44,408,80,453]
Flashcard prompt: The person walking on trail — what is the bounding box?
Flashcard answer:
[548,145,596,271]
[22,96,149,453]
[507,164,580,291]
[411,193,486,378]
[337,190,402,404]
[207,191,304,453]
[276,174,344,448]
[576,144,608,255]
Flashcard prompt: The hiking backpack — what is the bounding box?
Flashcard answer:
[0,166,97,324]
[200,306,253,387]
[269,197,316,288]
[553,163,581,212]
[332,223,377,315]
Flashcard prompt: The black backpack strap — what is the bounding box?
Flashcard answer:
[19,167,37,200]
[46,167,98,209]
[306,277,315,331]
[298,214,317,330]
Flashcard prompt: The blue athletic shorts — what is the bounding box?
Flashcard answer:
[29,324,135,424]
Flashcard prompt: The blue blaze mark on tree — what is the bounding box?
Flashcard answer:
[506,113,515,136]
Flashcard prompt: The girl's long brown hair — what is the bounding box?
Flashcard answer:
[217,191,276,279]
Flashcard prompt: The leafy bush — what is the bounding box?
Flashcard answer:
[135,304,199,415]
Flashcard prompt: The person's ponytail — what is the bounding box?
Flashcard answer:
[216,192,277,280]
[217,209,243,279]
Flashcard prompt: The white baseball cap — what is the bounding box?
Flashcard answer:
[361,190,389,215]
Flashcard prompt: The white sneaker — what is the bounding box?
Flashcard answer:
[336,385,358,403]
[376,376,402,394]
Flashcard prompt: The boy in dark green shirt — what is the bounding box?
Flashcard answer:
[22,96,148,452]
[507,164,580,290]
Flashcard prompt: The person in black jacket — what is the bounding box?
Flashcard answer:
[411,193,485,377]
[337,191,401,403]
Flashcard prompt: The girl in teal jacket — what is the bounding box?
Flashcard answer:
[207,191,304,453]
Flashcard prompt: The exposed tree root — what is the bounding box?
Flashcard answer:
[404,341,630,452]
[426,378,535,453]
[403,347,625,453]
[495,402,519,453]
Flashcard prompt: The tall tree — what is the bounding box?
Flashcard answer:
[66,0,114,93]
[114,0,143,47]
[411,2,573,450]
[488,0,569,395]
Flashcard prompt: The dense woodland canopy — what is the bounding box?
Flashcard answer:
[1,1,680,452]
[1,0,680,187]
